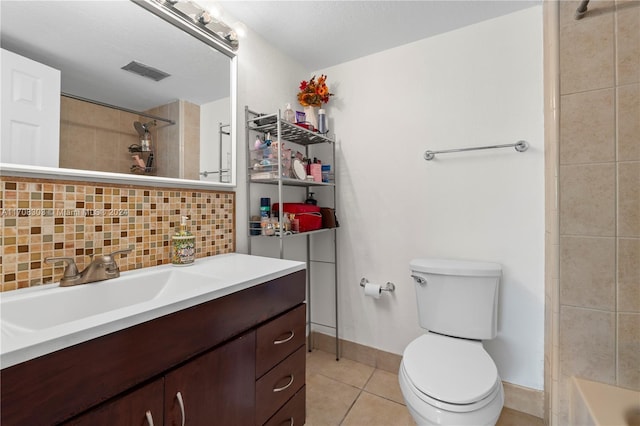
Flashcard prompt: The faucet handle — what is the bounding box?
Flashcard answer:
[102,248,133,272]
[44,257,79,278]
[109,248,133,259]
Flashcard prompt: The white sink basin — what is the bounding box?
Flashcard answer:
[0,253,306,370]
[1,268,216,332]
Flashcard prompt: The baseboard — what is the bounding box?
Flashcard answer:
[502,381,545,419]
[310,331,544,419]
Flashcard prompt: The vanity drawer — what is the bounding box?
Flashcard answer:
[255,346,305,425]
[263,386,305,426]
[256,304,306,378]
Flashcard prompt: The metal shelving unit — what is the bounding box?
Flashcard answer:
[245,106,339,359]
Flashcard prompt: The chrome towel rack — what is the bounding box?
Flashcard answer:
[423,140,529,161]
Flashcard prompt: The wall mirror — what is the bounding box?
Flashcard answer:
[0,0,237,187]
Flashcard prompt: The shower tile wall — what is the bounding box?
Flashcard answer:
[0,177,235,292]
[553,0,640,424]
[59,96,141,175]
[59,97,201,179]
[145,100,201,180]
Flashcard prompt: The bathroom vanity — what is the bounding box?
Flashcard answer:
[0,254,306,425]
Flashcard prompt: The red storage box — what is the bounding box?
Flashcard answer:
[272,203,322,232]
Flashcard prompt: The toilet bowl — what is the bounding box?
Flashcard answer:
[400,258,504,426]
[399,333,504,426]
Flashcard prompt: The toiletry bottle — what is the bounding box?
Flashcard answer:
[305,192,317,205]
[141,132,151,151]
[283,213,291,232]
[284,103,295,123]
[171,216,195,266]
[318,109,327,134]
[260,197,271,218]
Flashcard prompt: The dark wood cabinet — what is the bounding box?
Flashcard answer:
[256,346,306,425]
[263,387,306,426]
[255,304,306,426]
[256,304,306,378]
[65,379,164,426]
[67,332,257,426]
[1,269,306,426]
[164,331,256,426]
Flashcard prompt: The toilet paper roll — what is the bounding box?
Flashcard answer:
[364,282,381,299]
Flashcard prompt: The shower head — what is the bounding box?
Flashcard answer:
[133,120,156,137]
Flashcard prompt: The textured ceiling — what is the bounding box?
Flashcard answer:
[218,0,541,70]
[0,1,230,111]
[0,1,540,111]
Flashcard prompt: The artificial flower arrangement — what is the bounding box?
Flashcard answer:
[297,74,334,107]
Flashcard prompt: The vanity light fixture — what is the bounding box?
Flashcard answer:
[204,3,222,20]
[197,10,211,24]
[145,0,238,51]
[231,21,247,39]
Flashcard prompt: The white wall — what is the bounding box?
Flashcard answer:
[233,6,545,390]
[233,26,309,252]
[200,97,231,183]
[316,7,545,390]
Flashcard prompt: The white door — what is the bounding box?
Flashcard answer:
[1,48,61,167]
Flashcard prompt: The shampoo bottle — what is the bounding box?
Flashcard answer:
[171,215,195,266]
[284,103,295,123]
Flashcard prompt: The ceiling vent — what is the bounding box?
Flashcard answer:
[121,61,171,82]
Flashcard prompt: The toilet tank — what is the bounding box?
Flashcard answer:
[410,258,501,340]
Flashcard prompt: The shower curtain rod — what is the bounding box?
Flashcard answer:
[61,93,176,125]
[575,0,590,19]
[423,140,529,161]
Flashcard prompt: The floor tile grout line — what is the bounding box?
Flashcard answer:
[360,388,407,407]
[338,387,366,425]
[338,365,376,425]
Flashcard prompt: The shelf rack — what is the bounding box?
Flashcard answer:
[245,106,339,359]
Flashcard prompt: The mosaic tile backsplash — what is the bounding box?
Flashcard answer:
[0,177,235,292]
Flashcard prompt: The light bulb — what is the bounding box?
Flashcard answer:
[231,21,247,39]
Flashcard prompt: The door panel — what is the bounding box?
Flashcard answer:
[63,378,163,426]
[1,48,60,166]
[164,331,256,426]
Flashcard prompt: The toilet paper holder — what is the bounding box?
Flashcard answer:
[359,277,396,292]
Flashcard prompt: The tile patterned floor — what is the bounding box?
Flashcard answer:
[306,349,545,426]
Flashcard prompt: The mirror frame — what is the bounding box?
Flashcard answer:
[0,0,237,190]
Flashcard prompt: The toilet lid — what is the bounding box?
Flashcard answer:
[403,333,499,405]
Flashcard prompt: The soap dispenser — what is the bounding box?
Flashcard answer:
[171,215,195,266]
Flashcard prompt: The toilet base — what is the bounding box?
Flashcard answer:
[399,361,504,426]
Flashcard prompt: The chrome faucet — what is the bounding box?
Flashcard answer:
[45,249,133,287]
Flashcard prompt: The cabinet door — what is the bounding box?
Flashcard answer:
[63,378,163,426]
[164,331,256,426]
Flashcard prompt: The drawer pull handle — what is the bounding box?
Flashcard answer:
[273,330,295,345]
[282,417,294,426]
[176,391,186,426]
[145,410,154,426]
[273,374,294,393]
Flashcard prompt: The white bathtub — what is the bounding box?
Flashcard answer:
[572,377,640,426]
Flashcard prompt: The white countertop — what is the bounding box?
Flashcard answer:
[0,253,305,369]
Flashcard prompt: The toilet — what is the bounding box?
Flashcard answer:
[399,258,504,426]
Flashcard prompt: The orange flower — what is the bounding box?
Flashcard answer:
[297,74,334,107]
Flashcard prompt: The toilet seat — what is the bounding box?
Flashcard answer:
[402,333,500,411]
